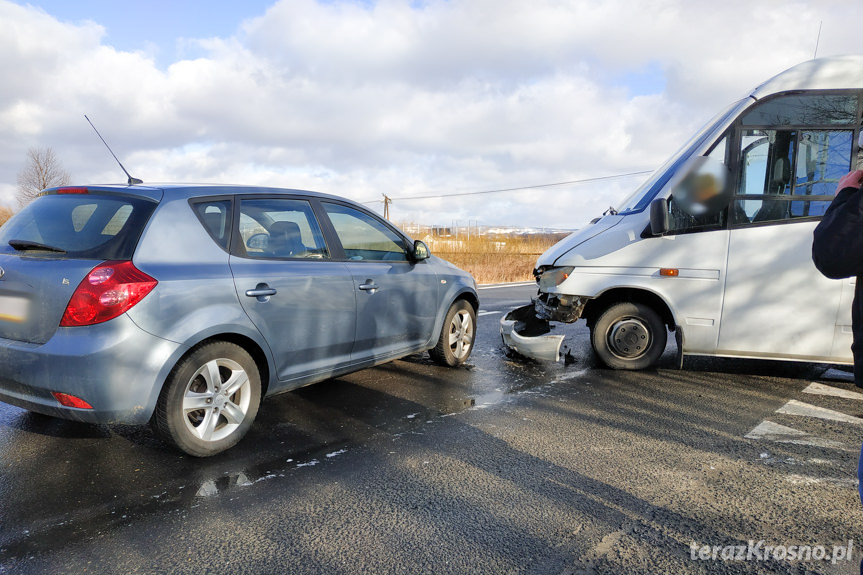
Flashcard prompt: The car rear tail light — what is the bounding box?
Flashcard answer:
[52,392,93,409]
[60,261,157,327]
[55,187,89,194]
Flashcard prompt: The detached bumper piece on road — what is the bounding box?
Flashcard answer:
[500,303,565,362]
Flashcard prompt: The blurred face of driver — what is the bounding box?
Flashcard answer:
[692,174,719,203]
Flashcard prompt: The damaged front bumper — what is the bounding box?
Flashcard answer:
[500,294,589,362]
[499,303,566,362]
[534,292,587,323]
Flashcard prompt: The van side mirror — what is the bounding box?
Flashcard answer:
[649,198,669,236]
[410,240,430,262]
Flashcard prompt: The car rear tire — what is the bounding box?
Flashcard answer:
[429,300,476,367]
[591,302,666,370]
[152,341,261,457]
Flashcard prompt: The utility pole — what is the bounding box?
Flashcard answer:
[382,194,391,220]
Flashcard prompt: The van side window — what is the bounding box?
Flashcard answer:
[665,137,728,234]
[732,93,857,225]
[733,129,852,224]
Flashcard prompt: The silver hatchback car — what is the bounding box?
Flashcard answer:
[0,184,478,456]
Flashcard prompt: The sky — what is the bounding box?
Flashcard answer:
[1,0,861,229]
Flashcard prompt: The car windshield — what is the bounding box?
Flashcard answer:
[0,193,157,259]
[616,97,751,215]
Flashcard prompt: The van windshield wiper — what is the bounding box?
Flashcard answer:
[8,239,67,253]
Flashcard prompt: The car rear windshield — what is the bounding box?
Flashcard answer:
[0,193,157,259]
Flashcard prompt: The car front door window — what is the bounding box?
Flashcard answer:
[322,203,408,261]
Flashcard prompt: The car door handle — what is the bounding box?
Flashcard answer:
[358,281,379,293]
[245,284,277,302]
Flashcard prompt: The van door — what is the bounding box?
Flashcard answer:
[717,92,858,360]
[654,138,731,355]
[832,278,855,363]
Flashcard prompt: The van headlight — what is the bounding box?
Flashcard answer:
[538,266,574,289]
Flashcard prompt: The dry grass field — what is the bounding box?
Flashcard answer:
[404,225,571,284]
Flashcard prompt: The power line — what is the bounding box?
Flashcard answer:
[361,170,652,204]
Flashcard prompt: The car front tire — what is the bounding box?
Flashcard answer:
[430,300,476,367]
[152,341,261,457]
[591,302,666,370]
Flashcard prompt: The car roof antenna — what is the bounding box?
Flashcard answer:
[84,115,143,185]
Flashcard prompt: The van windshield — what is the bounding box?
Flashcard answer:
[0,193,157,259]
[616,97,751,215]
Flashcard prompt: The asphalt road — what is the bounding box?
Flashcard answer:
[1,283,862,574]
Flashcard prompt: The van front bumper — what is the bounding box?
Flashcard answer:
[534,292,588,323]
[500,304,566,362]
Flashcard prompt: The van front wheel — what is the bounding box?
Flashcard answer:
[591,302,666,370]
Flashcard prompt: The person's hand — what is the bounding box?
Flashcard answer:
[836,170,863,195]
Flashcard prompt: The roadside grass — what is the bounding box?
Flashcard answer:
[406,226,570,284]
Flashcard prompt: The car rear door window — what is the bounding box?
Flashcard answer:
[322,202,408,261]
[235,198,329,259]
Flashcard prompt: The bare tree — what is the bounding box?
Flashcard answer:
[16,146,71,208]
[0,206,12,227]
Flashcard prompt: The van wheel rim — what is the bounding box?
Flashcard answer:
[449,309,474,359]
[607,318,651,359]
[182,358,252,442]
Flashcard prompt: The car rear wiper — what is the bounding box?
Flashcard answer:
[8,239,67,253]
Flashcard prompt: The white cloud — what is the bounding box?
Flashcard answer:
[0,0,860,228]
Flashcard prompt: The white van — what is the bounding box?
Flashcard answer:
[501,56,862,370]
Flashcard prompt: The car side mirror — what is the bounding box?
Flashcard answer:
[411,240,430,262]
[247,233,269,251]
[649,198,669,236]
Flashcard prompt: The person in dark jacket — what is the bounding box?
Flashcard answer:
[810,169,863,571]
[812,169,863,389]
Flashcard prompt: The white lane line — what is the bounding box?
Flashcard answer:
[478,310,502,317]
[784,474,859,487]
[775,399,863,425]
[802,382,863,401]
[744,420,852,451]
[478,282,536,289]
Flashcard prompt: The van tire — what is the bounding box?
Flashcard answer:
[591,302,666,370]
[152,341,261,457]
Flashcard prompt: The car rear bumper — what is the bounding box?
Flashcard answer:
[0,315,183,424]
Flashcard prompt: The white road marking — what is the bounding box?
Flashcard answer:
[775,399,863,425]
[477,282,535,290]
[802,381,863,401]
[478,310,502,316]
[744,420,851,451]
[783,473,859,487]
